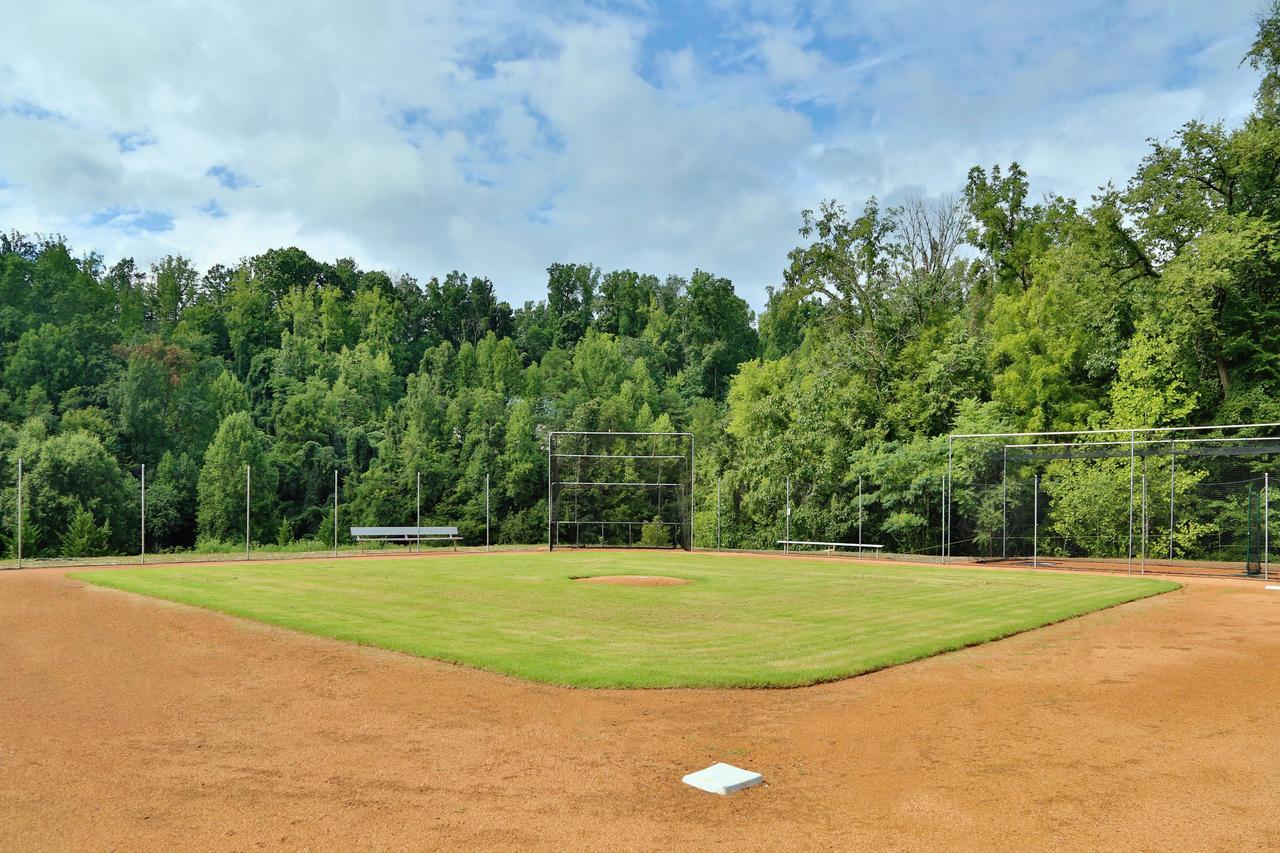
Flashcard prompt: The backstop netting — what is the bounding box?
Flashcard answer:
[945,425,1279,578]
[548,431,693,550]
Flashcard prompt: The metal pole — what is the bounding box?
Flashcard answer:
[1033,474,1039,569]
[784,476,790,553]
[547,433,553,551]
[716,476,721,551]
[945,436,953,563]
[1141,469,1147,574]
[334,469,338,557]
[485,472,490,551]
[689,435,695,552]
[1265,472,1270,581]
[858,476,863,555]
[1128,430,1135,574]
[1002,446,1008,559]
[416,472,421,555]
[16,458,22,568]
[1169,444,1175,563]
[245,464,251,561]
[141,463,146,565]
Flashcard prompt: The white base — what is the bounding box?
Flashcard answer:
[682,762,763,795]
[1266,585,1280,590]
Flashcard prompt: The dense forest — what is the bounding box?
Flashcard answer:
[2,11,1280,560]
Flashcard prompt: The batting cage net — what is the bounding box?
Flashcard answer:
[944,424,1279,578]
[548,431,694,550]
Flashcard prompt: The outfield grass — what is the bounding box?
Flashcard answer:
[74,551,1178,688]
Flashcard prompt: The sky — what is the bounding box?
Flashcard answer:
[0,0,1265,309]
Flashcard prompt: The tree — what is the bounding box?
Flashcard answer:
[23,431,136,556]
[680,270,758,399]
[149,255,199,336]
[197,412,278,543]
[3,324,82,408]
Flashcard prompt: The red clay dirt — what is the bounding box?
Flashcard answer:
[573,574,693,586]
[1,565,1278,851]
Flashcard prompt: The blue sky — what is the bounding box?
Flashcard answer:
[0,0,1264,308]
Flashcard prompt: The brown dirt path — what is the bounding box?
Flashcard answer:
[1,567,1277,851]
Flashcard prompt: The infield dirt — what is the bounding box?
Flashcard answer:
[1,563,1277,850]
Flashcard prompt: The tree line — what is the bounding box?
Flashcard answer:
[2,8,1279,559]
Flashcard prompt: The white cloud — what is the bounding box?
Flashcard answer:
[0,0,1268,308]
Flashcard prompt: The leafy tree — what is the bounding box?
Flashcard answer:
[197,412,278,543]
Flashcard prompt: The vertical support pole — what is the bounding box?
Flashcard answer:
[334,469,338,557]
[945,436,953,563]
[485,472,490,551]
[716,476,721,551]
[784,476,790,553]
[858,476,864,556]
[1265,472,1270,581]
[547,433,553,551]
[1002,446,1008,559]
[689,434,695,552]
[16,458,22,569]
[1141,468,1147,574]
[1169,443,1176,563]
[141,463,146,565]
[245,464,251,561]
[416,472,421,555]
[942,473,952,560]
[1128,430,1135,574]
[1033,474,1039,569]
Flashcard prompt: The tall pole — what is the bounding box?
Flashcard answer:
[945,436,953,563]
[858,476,864,555]
[716,476,721,551]
[689,435,695,552]
[1002,446,1008,559]
[547,433,553,551]
[784,476,790,553]
[140,463,146,566]
[245,464,251,561]
[16,458,22,569]
[1265,472,1270,581]
[1033,474,1039,569]
[1141,469,1147,574]
[334,469,338,557]
[1128,430,1135,574]
[485,472,490,551]
[416,472,421,555]
[1169,443,1176,563]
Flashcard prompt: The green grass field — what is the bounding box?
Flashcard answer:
[74,551,1178,688]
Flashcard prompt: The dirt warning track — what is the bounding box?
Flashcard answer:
[1,566,1277,850]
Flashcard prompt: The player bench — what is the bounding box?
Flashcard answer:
[776,540,884,554]
[350,526,461,551]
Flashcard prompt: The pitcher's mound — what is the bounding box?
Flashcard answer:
[572,575,692,587]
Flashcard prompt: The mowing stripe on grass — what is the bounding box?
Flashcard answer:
[75,551,1178,688]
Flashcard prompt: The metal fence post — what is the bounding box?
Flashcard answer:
[416,471,421,555]
[16,458,22,569]
[140,463,146,566]
[858,476,864,555]
[716,476,721,551]
[245,464,251,561]
[784,476,790,553]
[1128,430,1135,574]
[1002,446,1007,559]
[1169,444,1175,563]
[1033,474,1039,569]
[945,436,953,563]
[485,472,490,551]
[1141,469,1147,574]
[1265,472,1270,581]
[334,469,339,557]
